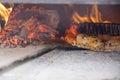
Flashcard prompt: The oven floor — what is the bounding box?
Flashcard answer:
[0,45,56,69]
[0,48,120,80]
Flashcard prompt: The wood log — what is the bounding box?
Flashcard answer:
[77,23,120,36]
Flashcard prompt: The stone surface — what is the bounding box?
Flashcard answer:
[0,49,120,80]
[0,45,50,69]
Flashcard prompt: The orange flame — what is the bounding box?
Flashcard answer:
[0,3,13,26]
[62,25,78,44]
[72,5,111,24]
[66,25,78,36]
[0,4,112,47]
[64,5,111,45]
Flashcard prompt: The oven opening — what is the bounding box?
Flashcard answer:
[0,2,120,80]
[0,3,120,51]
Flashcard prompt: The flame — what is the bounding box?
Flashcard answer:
[65,25,78,37]
[72,5,111,24]
[0,4,112,47]
[0,3,13,26]
[64,5,111,45]
[90,5,102,23]
[72,12,90,23]
[62,25,78,44]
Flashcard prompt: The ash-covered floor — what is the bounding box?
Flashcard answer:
[0,48,120,80]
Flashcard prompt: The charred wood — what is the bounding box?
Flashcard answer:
[77,23,120,36]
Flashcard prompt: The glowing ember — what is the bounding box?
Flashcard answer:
[0,4,58,47]
[66,25,78,36]
[27,32,35,39]
[0,3,117,50]
[38,25,48,32]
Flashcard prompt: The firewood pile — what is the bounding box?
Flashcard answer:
[0,4,58,48]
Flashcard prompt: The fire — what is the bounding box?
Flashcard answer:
[72,5,111,24]
[0,3,14,31]
[62,24,78,44]
[38,25,48,32]
[90,5,111,23]
[0,3,113,48]
[27,32,35,39]
[72,12,89,23]
[0,4,58,47]
[66,25,78,36]
[63,5,111,45]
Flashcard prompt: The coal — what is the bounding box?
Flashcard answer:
[77,23,120,36]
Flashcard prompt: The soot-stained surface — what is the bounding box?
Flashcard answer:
[0,49,120,80]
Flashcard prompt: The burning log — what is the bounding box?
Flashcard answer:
[0,15,58,48]
[77,23,120,36]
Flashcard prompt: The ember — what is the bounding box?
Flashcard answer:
[62,5,111,44]
[0,3,58,47]
[0,3,120,51]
